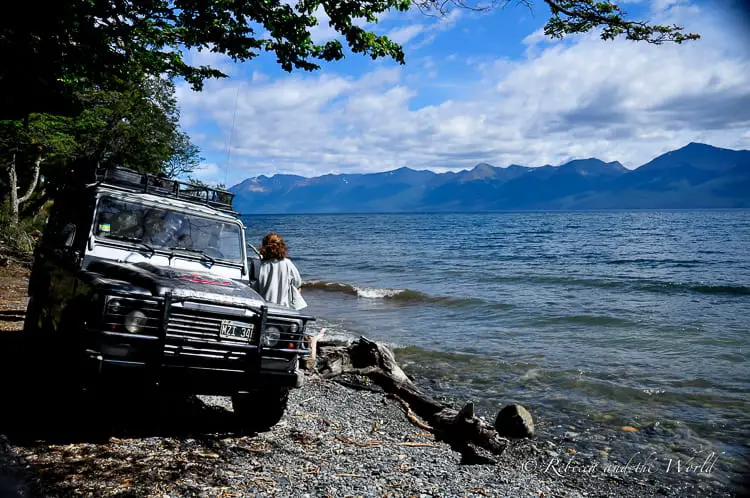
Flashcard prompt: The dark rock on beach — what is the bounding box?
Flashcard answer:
[494,404,535,439]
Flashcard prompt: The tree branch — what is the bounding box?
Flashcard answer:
[412,0,699,44]
[17,155,42,204]
[542,0,700,44]
[313,337,535,463]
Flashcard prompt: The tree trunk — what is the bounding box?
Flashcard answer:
[7,153,42,225]
[8,153,19,224]
[314,336,534,464]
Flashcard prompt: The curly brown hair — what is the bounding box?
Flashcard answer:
[259,232,288,260]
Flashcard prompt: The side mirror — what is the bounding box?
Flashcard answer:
[247,243,261,259]
[246,245,261,284]
[60,223,76,248]
[50,223,80,265]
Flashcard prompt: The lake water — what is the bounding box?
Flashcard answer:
[242,210,750,490]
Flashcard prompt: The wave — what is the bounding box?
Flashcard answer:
[301,280,499,307]
[483,274,750,297]
[643,282,750,296]
[604,258,704,267]
[529,314,637,327]
[301,280,410,299]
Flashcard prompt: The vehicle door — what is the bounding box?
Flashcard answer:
[38,194,94,333]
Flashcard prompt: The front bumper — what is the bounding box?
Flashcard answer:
[81,321,306,394]
[82,297,314,394]
[83,347,304,394]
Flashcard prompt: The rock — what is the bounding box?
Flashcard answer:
[494,404,535,439]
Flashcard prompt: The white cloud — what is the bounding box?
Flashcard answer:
[178,1,750,183]
[388,24,428,44]
[251,71,269,83]
[189,162,225,185]
[309,5,399,44]
[522,28,548,46]
[185,45,236,76]
[309,6,340,43]
[386,9,463,48]
[650,0,685,13]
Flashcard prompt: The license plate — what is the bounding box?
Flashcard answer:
[219,320,254,342]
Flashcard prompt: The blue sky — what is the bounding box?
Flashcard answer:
[175,0,750,187]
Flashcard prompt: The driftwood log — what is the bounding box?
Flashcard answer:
[311,335,534,464]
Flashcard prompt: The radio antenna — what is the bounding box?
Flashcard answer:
[224,84,241,186]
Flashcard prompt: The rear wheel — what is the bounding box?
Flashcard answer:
[22,295,42,335]
[232,387,290,433]
[21,295,50,370]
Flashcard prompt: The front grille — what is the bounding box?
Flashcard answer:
[166,308,258,344]
[164,307,258,366]
[163,304,308,367]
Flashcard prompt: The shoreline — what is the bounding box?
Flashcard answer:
[0,375,738,497]
[0,263,743,496]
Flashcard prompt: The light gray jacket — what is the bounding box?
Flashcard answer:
[257,257,307,310]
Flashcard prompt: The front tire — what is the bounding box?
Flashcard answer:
[232,387,290,433]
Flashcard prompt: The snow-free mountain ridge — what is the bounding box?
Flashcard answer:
[229,143,750,213]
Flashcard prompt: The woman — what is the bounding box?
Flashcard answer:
[256,232,307,310]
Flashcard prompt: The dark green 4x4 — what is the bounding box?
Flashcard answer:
[24,166,315,431]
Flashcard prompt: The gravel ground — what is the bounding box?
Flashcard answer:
[0,373,740,498]
[0,264,744,497]
[0,263,29,332]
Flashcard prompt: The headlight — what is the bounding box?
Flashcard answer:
[108,299,122,314]
[124,310,147,333]
[104,296,160,335]
[262,326,281,347]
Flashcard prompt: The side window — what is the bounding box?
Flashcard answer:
[36,193,91,264]
[59,223,77,248]
[70,198,96,251]
[94,197,147,240]
[41,200,73,250]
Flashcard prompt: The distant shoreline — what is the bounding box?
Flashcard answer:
[239,207,750,216]
[229,144,750,214]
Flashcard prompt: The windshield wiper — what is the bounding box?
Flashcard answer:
[104,234,155,255]
[168,247,216,265]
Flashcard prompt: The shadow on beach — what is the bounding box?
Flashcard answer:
[0,327,249,446]
[0,325,280,497]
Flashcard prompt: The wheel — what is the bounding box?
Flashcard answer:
[21,295,49,368]
[231,387,290,432]
[22,295,42,335]
[20,296,66,402]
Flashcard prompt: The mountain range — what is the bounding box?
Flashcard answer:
[229,142,750,213]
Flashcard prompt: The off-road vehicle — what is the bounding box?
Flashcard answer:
[23,166,315,431]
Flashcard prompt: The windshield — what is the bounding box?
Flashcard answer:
[93,196,244,264]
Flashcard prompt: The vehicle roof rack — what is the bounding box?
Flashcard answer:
[94,166,237,214]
